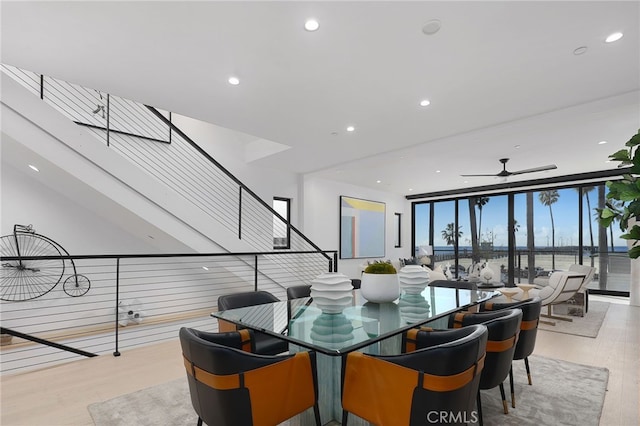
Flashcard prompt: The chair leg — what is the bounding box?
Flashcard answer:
[342,410,349,426]
[499,383,509,414]
[476,391,483,426]
[197,417,203,426]
[509,365,515,408]
[313,403,322,426]
[541,304,573,323]
[525,356,532,385]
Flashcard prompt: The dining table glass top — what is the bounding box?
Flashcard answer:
[212,286,497,356]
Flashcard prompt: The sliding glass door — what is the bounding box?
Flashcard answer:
[412,182,630,296]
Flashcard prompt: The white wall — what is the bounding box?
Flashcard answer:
[302,176,413,279]
[1,160,166,254]
[172,114,301,226]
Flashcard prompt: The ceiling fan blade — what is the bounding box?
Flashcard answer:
[460,173,498,177]
[509,164,557,175]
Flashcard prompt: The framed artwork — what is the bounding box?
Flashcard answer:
[340,196,386,259]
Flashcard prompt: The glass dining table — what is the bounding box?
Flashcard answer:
[212,286,497,425]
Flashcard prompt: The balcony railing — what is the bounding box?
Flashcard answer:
[0,250,337,375]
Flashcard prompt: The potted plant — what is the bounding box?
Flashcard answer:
[598,129,640,259]
[360,261,400,303]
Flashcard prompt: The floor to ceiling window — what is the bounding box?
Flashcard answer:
[412,182,630,296]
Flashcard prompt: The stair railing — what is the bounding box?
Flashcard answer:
[1,64,333,278]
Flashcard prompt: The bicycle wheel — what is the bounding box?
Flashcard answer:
[0,233,65,301]
[63,274,90,297]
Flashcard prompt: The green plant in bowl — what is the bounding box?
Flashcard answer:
[364,262,397,274]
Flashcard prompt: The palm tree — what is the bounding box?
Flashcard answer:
[538,190,559,270]
[526,193,536,282]
[576,186,595,255]
[606,199,625,252]
[476,196,490,241]
[468,198,480,263]
[442,223,462,246]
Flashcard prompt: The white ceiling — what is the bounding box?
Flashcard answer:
[2,1,639,196]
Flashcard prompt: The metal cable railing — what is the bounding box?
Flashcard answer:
[1,64,332,279]
[0,250,337,375]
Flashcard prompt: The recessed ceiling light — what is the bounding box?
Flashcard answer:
[408,188,413,191]
[435,170,441,173]
[422,19,442,35]
[28,164,39,172]
[376,180,382,184]
[598,140,608,145]
[304,19,320,32]
[573,46,588,55]
[605,32,623,43]
[514,144,521,149]
[419,99,431,107]
[346,126,355,132]
[228,76,240,85]
[202,266,209,271]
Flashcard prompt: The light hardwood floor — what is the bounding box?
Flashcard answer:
[1,295,638,426]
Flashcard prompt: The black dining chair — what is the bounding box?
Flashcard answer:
[217,290,288,355]
[286,285,312,300]
[179,327,321,426]
[342,324,488,426]
[480,296,542,408]
[449,308,522,426]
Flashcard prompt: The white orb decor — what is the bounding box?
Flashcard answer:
[398,265,429,294]
[310,272,353,313]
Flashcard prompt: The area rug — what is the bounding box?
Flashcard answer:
[88,355,608,426]
[538,300,609,338]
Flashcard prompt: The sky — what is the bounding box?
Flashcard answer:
[415,186,627,250]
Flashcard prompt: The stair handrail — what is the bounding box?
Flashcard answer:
[145,105,331,262]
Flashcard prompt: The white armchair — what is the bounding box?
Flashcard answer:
[565,264,596,315]
[506,271,586,325]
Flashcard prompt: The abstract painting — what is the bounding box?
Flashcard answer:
[340,196,385,259]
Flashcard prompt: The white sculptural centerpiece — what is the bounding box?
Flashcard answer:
[468,262,483,283]
[480,262,495,284]
[398,265,429,294]
[444,263,453,280]
[310,272,353,313]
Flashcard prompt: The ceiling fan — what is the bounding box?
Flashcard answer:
[461,158,557,178]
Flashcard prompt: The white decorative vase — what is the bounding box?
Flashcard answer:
[310,312,354,349]
[444,264,453,280]
[480,262,495,284]
[310,272,353,313]
[398,293,431,324]
[398,265,429,294]
[360,272,400,303]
